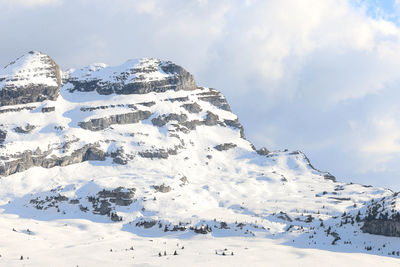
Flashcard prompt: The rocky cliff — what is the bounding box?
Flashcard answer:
[0,52,244,177]
[0,51,399,260]
[0,51,61,106]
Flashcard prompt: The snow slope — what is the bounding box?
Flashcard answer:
[0,51,399,266]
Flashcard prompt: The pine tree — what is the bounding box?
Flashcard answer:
[327,226,331,235]
[356,211,361,222]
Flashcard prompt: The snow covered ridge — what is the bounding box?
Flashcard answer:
[64,57,197,95]
[1,51,400,265]
[0,51,239,178]
[0,51,61,106]
[0,52,196,106]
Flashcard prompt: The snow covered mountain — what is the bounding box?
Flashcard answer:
[0,51,399,266]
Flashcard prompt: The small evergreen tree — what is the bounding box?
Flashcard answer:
[356,211,361,222]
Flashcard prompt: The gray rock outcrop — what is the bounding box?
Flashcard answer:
[256,147,270,155]
[181,103,202,113]
[153,184,172,193]
[151,113,188,127]
[198,89,231,111]
[205,111,219,126]
[214,143,237,151]
[79,110,152,131]
[0,51,61,106]
[14,124,36,134]
[29,186,135,222]
[361,193,400,237]
[138,148,178,159]
[361,220,400,237]
[0,130,6,145]
[41,107,55,113]
[0,144,106,176]
[67,59,197,95]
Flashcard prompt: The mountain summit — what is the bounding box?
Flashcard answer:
[0,51,61,106]
[0,51,399,265]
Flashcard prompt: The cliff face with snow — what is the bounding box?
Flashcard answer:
[0,51,61,106]
[0,51,399,265]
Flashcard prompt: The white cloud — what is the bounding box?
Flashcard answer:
[0,0,61,7]
[345,110,400,175]
[132,0,161,15]
[205,0,400,103]
[352,117,400,154]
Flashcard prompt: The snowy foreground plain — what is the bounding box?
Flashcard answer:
[0,162,399,267]
[1,217,399,267]
[0,52,399,266]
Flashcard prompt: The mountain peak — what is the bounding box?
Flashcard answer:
[65,57,197,95]
[0,51,61,106]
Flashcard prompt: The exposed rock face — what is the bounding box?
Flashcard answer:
[153,184,172,193]
[66,59,197,95]
[205,111,219,126]
[224,119,245,138]
[29,186,135,222]
[0,144,106,176]
[89,187,135,220]
[151,113,188,127]
[97,187,135,206]
[214,143,237,151]
[0,51,61,106]
[361,193,400,237]
[198,89,231,111]
[0,105,36,114]
[83,146,106,161]
[181,103,202,113]
[14,124,36,134]
[257,147,270,155]
[0,130,6,145]
[361,220,400,237]
[323,173,336,182]
[79,110,152,131]
[138,148,178,159]
[151,111,228,133]
[41,107,55,113]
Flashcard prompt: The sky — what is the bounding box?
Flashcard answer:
[1,0,400,190]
